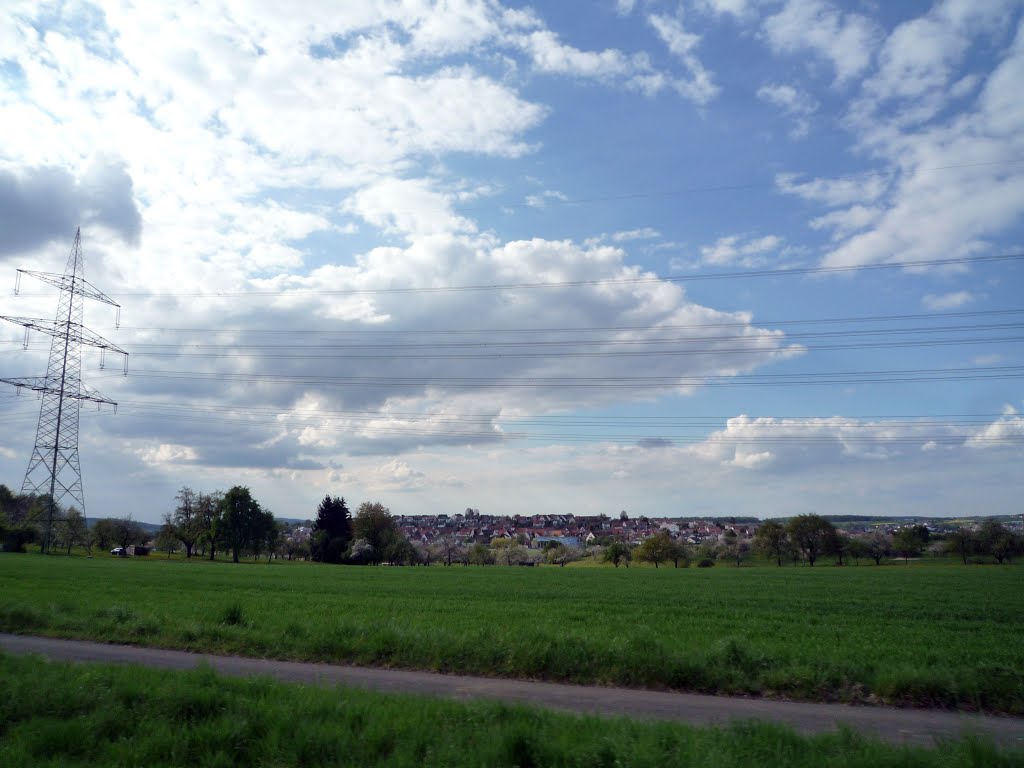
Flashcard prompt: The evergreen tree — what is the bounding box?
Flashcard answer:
[311,495,352,563]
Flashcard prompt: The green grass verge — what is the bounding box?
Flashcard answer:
[1,653,1020,768]
[1,554,1023,713]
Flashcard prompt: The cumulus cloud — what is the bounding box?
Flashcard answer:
[966,406,1024,449]
[762,0,881,83]
[0,158,142,256]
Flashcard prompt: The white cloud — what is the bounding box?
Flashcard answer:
[611,227,661,242]
[525,189,569,208]
[855,0,1016,126]
[615,0,637,16]
[700,234,784,266]
[966,406,1024,449]
[787,12,1024,269]
[140,443,199,466]
[762,0,881,83]
[757,82,818,138]
[646,14,720,104]
[344,177,477,238]
[696,0,756,20]
[808,205,882,238]
[823,50,1024,267]
[776,172,888,207]
[921,291,975,311]
[686,411,1024,469]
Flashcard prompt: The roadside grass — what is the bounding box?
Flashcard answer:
[1,554,1022,713]
[1,653,1020,768]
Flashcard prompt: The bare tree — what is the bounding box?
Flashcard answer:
[435,533,462,566]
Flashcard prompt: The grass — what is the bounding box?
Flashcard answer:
[1,554,1023,713]
[1,653,1021,768]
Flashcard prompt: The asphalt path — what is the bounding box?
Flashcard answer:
[2,633,1023,748]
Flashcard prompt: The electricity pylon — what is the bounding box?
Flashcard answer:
[1,229,128,553]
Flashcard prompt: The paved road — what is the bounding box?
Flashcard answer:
[3,633,1023,748]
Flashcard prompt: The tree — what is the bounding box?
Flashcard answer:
[58,508,89,555]
[978,519,1022,564]
[717,537,751,567]
[250,514,280,562]
[753,520,789,567]
[217,486,269,564]
[467,542,494,565]
[601,540,631,568]
[0,506,36,553]
[786,514,835,567]
[169,486,205,558]
[635,532,674,569]
[829,529,851,566]
[491,537,526,566]
[155,523,179,558]
[353,502,402,563]
[415,542,435,565]
[90,518,118,551]
[383,536,418,565]
[434,533,462,566]
[348,538,375,564]
[669,539,690,568]
[847,536,869,565]
[893,527,925,564]
[311,495,352,564]
[196,491,223,561]
[111,516,148,551]
[544,543,581,567]
[945,527,976,565]
[862,530,892,565]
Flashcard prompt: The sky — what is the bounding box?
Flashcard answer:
[1,0,1023,524]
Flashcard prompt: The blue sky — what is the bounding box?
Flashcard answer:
[1,0,1022,523]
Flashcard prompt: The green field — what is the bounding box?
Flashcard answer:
[1,654,1020,768]
[1,554,1023,713]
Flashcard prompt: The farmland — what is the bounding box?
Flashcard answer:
[1,554,1022,713]
[6,653,1022,768]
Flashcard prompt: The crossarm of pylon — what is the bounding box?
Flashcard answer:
[0,316,129,356]
[0,377,117,406]
[16,270,120,307]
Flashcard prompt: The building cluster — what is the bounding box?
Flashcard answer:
[391,511,760,549]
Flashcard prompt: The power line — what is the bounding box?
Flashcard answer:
[6,400,1015,447]
[104,363,1024,388]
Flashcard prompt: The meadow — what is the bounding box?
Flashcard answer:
[1,554,1022,713]
[2,654,1022,768]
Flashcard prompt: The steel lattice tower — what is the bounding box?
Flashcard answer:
[1,229,127,552]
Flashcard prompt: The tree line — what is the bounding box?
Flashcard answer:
[0,485,90,554]
[751,514,1023,567]
[4,482,1020,568]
